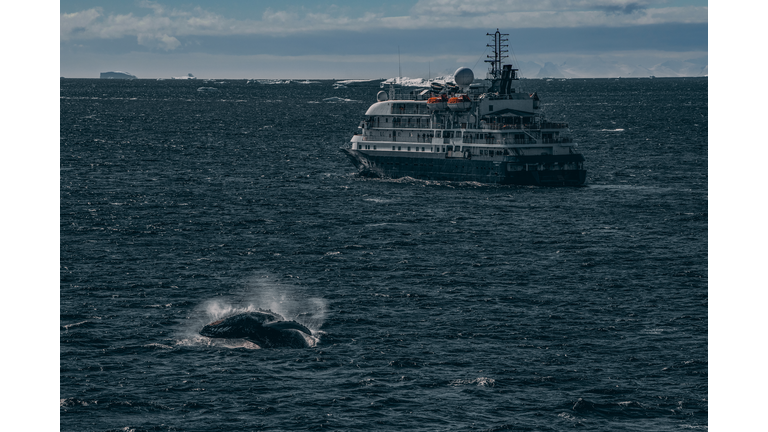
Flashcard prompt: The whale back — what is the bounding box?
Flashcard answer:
[199,310,311,348]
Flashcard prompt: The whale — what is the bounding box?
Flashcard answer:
[200,310,313,348]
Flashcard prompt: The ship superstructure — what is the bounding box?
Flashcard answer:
[342,30,586,186]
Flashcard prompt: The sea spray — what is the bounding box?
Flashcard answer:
[180,273,328,348]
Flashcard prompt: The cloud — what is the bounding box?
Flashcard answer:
[61,1,708,43]
[61,2,248,49]
[410,0,660,16]
[137,33,181,51]
[60,8,102,37]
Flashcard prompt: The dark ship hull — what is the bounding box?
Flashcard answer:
[343,148,586,186]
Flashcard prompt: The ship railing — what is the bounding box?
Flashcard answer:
[459,136,537,145]
[390,120,432,129]
[390,106,431,115]
[482,123,540,131]
[386,90,479,104]
[361,134,437,144]
[540,122,568,129]
[503,138,538,145]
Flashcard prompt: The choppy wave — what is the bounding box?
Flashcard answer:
[60,77,708,431]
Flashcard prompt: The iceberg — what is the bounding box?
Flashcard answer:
[172,73,196,80]
[100,71,136,79]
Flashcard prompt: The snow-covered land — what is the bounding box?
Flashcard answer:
[379,75,455,87]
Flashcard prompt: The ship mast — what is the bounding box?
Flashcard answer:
[485,29,509,80]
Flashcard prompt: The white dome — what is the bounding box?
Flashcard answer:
[377,91,388,102]
[453,67,474,87]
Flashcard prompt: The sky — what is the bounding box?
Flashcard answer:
[60,0,709,79]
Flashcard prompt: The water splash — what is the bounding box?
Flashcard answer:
[181,273,327,348]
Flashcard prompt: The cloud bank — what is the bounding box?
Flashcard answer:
[61,0,707,49]
[59,1,707,78]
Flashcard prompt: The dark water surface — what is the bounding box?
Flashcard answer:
[60,77,707,431]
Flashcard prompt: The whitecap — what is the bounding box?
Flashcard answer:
[62,321,88,330]
[143,343,174,349]
[322,97,358,103]
[449,377,495,387]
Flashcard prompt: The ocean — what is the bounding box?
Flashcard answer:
[60,77,708,431]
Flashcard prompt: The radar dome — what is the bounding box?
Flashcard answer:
[453,67,474,87]
[377,91,388,102]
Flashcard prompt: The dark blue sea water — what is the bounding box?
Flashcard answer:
[60,77,707,431]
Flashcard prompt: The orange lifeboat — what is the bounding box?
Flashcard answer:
[427,94,448,110]
[447,94,472,111]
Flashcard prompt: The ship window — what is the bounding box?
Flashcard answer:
[407,147,411,151]
[392,146,395,150]
[436,131,442,138]
[373,146,377,150]
[398,146,401,151]
[489,105,493,111]
[421,147,425,152]
[386,118,389,123]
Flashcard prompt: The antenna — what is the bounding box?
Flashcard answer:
[485,29,509,80]
[398,46,402,80]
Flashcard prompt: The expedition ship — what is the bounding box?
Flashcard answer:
[342,30,586,186]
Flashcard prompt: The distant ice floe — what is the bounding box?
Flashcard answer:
[335,79,377,85]
[258,79,292,85]
[197,87,218,92]
[172,73,196,80]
